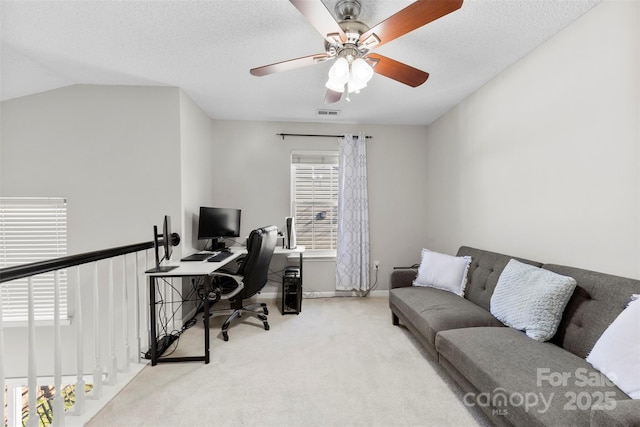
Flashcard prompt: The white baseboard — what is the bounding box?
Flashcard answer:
[254,289,389,300]
[181,289,388,323]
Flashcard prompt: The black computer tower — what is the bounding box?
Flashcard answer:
[282,267,302,315]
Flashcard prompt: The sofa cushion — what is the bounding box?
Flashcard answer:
[544,264,640,359]
[490,259,576,342]
[436,327,630,427]
[456,246,543,312]
[389,286,503,346]
[587,295,640,399]
[591,400,640,426]
[413,249,471,296]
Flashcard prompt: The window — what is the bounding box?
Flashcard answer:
[291,151,339,252]
[0,197,68,322]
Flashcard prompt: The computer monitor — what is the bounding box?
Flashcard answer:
[197,207,241,250]
[146,215,178,273]
[162,215,173,261]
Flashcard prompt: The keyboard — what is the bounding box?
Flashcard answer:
[207,251,233,262]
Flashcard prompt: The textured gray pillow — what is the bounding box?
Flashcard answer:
[490,259,576,342]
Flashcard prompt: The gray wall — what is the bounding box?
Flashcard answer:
[208,120,430,294]
[0,86,431,374]
[179,90,218,255]
[0,86,430,295]
[0,85,185,376]
[422,0,640,278]
[0,85,183,254]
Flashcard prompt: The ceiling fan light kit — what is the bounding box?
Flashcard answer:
[250,0,464,103]
[325,56,374,96]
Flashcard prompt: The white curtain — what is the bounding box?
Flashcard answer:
[336,133,370,292]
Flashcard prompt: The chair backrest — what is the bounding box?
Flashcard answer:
[237,225,278,299]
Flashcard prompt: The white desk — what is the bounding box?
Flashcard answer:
[145,246,305,365]
[145,252,242,365]
[149,253,242,276]
[274,245,306,257]
[230,245,305,255]
[231,244,305,290]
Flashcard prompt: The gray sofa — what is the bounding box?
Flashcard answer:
[390,246,640,426]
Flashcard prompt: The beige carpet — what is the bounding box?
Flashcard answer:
[87,297,490,427]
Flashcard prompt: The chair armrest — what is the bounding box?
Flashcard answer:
[390,269,416,289]
[591,400,640,426]
[209,273,245,299]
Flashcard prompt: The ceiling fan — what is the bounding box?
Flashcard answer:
[250,0,464,103]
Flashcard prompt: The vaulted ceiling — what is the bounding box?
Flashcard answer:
[1,0,600,125]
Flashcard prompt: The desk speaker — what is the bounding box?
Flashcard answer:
[285,216,297,249]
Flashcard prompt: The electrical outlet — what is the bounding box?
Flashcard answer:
[374,260,380,270]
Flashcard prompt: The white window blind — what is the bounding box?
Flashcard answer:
[0,197,68,322]
[291,151,339,251]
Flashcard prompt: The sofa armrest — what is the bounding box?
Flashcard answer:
[591,400,640,426]
[390,269,416,289]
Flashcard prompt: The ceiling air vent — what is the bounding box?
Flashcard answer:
[316,109,341,117]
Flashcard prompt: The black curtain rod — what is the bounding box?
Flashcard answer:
[277,133,372,140]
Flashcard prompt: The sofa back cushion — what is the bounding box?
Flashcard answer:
[456,246,542,311]
[543,264,640,359]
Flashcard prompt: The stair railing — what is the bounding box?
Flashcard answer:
[0,233,179,427]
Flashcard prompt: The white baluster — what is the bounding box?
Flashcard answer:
[26,276,38,427]
[134,253,141,363]
[108,259,117,384]
[7,383,16,427]
[92,263,102,399]
[73,266,85,415]
[122,255,130,372]
[0,276,5,427]
[53,270,65,427]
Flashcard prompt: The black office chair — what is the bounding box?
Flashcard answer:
[207,225,277,341]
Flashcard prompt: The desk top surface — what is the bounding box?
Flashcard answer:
[230,245,306,254]
[146,245,305,277]
[145,251,242,277]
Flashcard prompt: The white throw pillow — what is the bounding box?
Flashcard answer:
[587,295,640,399]
[490,259,576,342]
[413,249,471,296]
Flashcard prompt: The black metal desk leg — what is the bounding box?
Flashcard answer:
[203,287,210,364]
[299,252,303,312]
[149,276,157,366]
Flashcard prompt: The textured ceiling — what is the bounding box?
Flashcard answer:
[1,0,600,126]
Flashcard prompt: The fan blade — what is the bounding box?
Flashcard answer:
[250,53,331,77]
[324,89,343,104]
[366,53,429,87]
[359,0,463,48]
[290,0,347,44]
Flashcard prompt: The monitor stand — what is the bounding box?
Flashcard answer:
[209,238,227,251]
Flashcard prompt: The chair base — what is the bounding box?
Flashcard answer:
[210,302,269,341]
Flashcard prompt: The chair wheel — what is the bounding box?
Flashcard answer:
[223,332,229,341]
[264,322,270,331]
[263,307,269,315]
